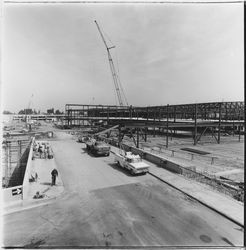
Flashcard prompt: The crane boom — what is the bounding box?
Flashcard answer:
[94,20,114,51]
[94,20,127,107]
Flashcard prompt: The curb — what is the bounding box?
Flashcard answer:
[3,184,65,216]
[148,171,244,228]
[3,198,54,216]
[3,187,65,216]
[109,144,244,228]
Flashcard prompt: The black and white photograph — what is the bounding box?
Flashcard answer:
[1,0,244,248]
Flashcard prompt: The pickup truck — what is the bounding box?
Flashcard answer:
[78,135,90,143]
[86,139,110,156]
[115,151,150,175]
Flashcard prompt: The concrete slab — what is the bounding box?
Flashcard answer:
[149,166,244,227]
[27,157,64,199]
[3,130,244,247]
[110,145,244,227]
[3,145,64,215]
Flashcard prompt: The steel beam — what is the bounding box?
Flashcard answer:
[197,127,208,142]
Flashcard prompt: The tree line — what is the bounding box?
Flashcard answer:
[3,108,64,115]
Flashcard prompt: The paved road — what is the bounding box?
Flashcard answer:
[3,131,244,247]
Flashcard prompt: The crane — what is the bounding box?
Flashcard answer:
[94,20,128,107]
[24,94,33,123]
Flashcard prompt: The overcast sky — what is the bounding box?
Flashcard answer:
[2,2,244,113]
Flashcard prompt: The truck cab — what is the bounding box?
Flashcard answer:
[86,139,110,156]
[115,151,150,175]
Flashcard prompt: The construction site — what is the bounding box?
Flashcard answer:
[64,101,245,187]
[2,99,245,247]
[2,15,245,248]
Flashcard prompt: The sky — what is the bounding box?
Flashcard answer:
[1,2,244,113]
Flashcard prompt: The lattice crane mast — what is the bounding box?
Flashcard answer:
[95,20,128,107]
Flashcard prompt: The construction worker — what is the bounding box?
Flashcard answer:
[51,168,58,186]
[33,191,44,199]
[35,172,38,182]
[38,145,42,158]
[44,147,47,159]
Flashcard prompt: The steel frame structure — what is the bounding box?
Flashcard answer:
[65,102,244,146]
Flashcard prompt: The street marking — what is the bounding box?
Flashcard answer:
[12,188,22,196]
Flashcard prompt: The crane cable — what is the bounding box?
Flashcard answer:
[95,20,128,107]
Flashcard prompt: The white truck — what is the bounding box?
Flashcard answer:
[115,151,150,175]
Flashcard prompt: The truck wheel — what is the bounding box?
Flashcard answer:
[130,169,134,175]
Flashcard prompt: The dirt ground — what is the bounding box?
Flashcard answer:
[121,133,244,182]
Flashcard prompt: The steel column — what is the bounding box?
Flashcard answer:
[238,110,241,142]
[174,106,176,122]
[137,128,139,148]
[218,103,221,144]
[107,107,109,124]
[238,123,241,142]
[153,109,156,137]
[118,127,121,145]
[144,127,147,142]
[194,104,197,145]
[166,104,169,148]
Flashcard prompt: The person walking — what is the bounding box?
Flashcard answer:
[38,145,42,158]
[51,168,58,186]
[44,147,47,159]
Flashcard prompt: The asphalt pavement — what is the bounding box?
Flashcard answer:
[2,130,244,247]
